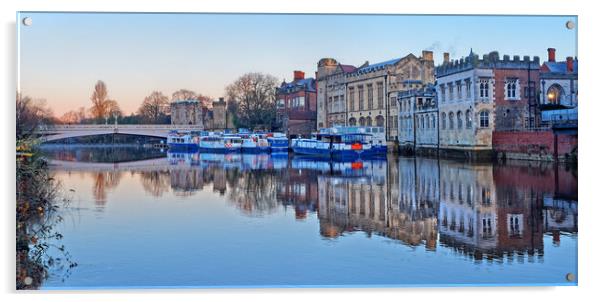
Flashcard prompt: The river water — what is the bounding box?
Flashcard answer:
[39,146,578,288]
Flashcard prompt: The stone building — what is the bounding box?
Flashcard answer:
[275,71,317,136]
[540,48,578,107]
[435,50,540,159]
[170,99,203,126]
[345,51,434,145]
[315,58,357,129]
[397,84,438,155]
[202,97,235,131]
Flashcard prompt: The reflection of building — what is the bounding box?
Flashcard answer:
[171,99,203,126]
[170,169,204,196]
[398,85,438,155]
[316,58,357,128]
[276,71,317,136]
[277,168,319,220]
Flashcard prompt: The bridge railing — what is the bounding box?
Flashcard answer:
[37,124,205,132]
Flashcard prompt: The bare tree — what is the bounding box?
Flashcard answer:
[138,91,170,123]
[90,80,109,121]
[197,94,212,108]
[225,72,279,130]
[171,89,197,101]
[106,99,122,118]
[16,93,55,139]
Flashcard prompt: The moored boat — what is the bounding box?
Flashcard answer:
[198,134,242,153]
[167,130,200,151]
[291,132,372,160]
[267,132,289,154]
[241,133,270,153]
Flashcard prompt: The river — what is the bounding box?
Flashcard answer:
[38,146,578,288]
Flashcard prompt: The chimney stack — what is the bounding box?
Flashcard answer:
[422,50,433,61]
[547,48,556,62]
[293,70,305,81]
[443,52,450,64]
[566,56,574,72]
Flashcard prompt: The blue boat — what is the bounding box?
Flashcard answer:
[322,126,387,157]
[240,133,270,153]
[198,134,242,153]
[291,132,372,160]
[267,132,289,154]
[167,130,200,151]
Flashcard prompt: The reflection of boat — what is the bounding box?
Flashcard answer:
[291,157,372,177]
[199,134,242,153]
[167,130,200,151]
[291,132,372,160]
[199,152,242,169]
[241,153,271,170]
[267,132,289,153]
[240,134,270,153]
[167,151,200,165]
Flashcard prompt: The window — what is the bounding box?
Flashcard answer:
[431,114,436,129]
[333,96,339,112]
[439,84,446,103]
[328,96,333,112]
[479,79,489,99]
[358,85,364,110]
[448,83,454,101]
[420,115,425,129]
[277,99,285,109]
[367,84,374,109]
[449,112,454,129]
[479,110,489,128]
[457,111,463,129]
[465,79,472,98]
[348,87,355,111]
[465,110,472,128]
[441,112,446,129]
[505,78,518,99]
[456,81,462,100]
[390,96,397,107]
[377,82,384,109]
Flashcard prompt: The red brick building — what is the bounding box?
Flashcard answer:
[275,71,317,136]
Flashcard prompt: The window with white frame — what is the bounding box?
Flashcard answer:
[479,110,489,128]
[505,78,519,100]
[479,79,489,99]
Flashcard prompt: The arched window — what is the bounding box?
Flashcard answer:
[479,110,489,128]
[376,115,384,127]
[358,117,365,126]
[432,114,436,129]
[348,117,357,126]
[546,84,565,104]
[441,113,446,129]
[457,111,463,129]
[449,112,454,129]
[420,115,425,129]
[465,110,472,128]
[506,80,517,99]
[366,116,372,126]
[479,80,489,98]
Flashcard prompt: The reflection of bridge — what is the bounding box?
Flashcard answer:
[37,124,204,142]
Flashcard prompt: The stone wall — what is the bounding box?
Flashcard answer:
[492,130,577,162]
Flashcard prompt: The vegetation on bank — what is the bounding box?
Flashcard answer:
[17,94,76,289]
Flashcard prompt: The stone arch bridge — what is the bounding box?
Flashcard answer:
[36,124,204,142]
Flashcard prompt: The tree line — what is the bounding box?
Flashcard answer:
[20,72,283,130]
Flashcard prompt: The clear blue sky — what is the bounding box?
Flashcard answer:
[18,12,577,116]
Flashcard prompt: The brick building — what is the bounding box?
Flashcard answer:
[275,71,317,136]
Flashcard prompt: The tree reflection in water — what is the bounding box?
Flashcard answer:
[45,148,577,264]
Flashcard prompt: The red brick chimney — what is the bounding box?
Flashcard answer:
[566,56,574,72]
[293,70,305,81]
[547,48,556,62]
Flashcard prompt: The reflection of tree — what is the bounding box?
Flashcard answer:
[140,171,171,197]
[92,172,122,205]
[170,169,204,197]
[228,170,280,216]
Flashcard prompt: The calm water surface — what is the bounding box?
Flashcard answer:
[40,146,578,288]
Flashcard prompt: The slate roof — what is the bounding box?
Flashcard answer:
[354,58,401,75]
[339,64,357,73]
[277,77,316,94]
[542,61,578,74]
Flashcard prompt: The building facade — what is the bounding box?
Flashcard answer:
[345,51,435,144]
[540,48,578,108]
[170,99,203,126]
[397,84,438,155]
[202,97,235,131]
[316,58,357,129]
[435,51,540,159]
[276,71,317,136]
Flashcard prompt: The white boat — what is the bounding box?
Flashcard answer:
[198,134,242,153]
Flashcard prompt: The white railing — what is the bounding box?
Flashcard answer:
[38,124,204,132]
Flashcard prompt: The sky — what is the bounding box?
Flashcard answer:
[17,13,577,116]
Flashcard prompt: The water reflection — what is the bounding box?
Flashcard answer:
[44,147,578,287]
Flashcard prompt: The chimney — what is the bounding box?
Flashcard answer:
[566,56,574,72]
[293,70,305,81]
[547,48,556,62]
[443,52,450,64]
[422,50,433,61]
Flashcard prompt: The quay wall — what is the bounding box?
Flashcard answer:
[492,130,577,162]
